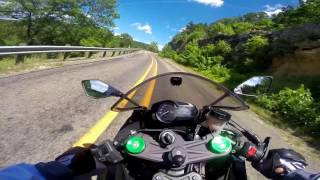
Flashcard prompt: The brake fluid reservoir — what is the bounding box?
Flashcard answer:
[208,135,232,154]
[125,136,146,154]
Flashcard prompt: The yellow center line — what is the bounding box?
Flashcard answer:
[115,59,154,109]
[73,56,156,147]
[140,57,158,107]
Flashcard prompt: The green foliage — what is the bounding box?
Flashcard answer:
[256,85,319,132]
[232,22,254,34]
[180,41,202,67]
[214,40,232,55]
[200,64,230,82]
[243,36,269,55]
[208,23,235,36]
[148,42,159,52]
[160,45,177,59]
[274,0,320,27]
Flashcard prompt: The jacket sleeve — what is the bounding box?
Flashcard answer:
[283,170,320,180]
[0,162,74,180]
[0,163,46,180]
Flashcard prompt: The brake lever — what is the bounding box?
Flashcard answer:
[251,137,271,162]
[241,129,261,145]
[259,137,271,159]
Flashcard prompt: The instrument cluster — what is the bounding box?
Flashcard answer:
[153,101,198,124]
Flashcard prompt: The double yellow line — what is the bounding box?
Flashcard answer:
[73,56,158,147]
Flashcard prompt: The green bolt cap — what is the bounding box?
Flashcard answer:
[125,136,146,154]
[208,136,232,154]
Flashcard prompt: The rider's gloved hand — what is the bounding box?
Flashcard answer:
[55,146,96,175]
[252,148,307,179]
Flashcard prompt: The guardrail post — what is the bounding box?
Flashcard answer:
[63,52,69,61]
[47,52,58,59]
[111,51,116,57]
[102,51,107,57]
[88,52,94,58]
[15,54,25,65]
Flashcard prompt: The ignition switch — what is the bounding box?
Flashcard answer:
[159,130,175,145]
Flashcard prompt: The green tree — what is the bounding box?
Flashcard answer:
[243,35,269,55]
[81,0,119,27]
[232,22,254,34]
[274,0,320,27]
[214,40,232,55]
[208,22,235,36]
[0,0,118,45]
[148,42,159,52]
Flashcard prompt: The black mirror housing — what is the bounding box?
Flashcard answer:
[82,80,123,99]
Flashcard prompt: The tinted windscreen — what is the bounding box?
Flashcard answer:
[112,72,248,111]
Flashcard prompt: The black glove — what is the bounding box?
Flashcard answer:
[252,148,307,179]
[55,147,96,175]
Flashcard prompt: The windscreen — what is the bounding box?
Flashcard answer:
[112,72,248,111]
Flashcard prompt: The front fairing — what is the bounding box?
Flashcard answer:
[111,72,248,112]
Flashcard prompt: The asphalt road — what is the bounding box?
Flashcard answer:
[0,52,152,166]
[0,52,318,176]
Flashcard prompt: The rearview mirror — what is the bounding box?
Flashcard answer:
[82,80,123,99]
[234,76,273,97]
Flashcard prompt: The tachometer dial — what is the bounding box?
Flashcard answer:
[156,103,176,123]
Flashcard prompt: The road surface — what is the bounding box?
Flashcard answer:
[0,52,318,176]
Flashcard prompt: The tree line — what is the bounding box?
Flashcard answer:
[0,0,158,51]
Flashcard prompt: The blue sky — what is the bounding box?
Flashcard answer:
[113,0,301,49]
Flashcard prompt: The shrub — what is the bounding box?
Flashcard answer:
[256,85,318,129]
[243,35,269,55]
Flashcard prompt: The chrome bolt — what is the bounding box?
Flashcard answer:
[192,175,199,180]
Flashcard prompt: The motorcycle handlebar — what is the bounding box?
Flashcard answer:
[93,135,270,166]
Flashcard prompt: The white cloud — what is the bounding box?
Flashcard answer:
[114,32,120,36]
[264,4,285,17]
[158,44,164,51]
[131,22,152,34]
[190,0,224,7]
[112,26,119,30]
[179,26,186,32]
[0,0,7,5]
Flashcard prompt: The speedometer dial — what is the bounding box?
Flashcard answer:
[156,103,176,123]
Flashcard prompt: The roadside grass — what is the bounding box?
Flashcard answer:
[249,103,320,158]
[0,54,64,75]
[0,52,109,76]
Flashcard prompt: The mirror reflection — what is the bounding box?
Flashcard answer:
[234,76,272,97]
[82,80,122,99]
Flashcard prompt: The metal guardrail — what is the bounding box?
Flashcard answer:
[0,46,139,56]
[0,46,139,64]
